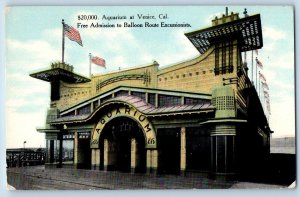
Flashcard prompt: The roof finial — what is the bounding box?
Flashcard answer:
[243,8,249,17]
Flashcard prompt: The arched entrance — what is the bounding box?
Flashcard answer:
[99,117,146,173]
[90,104,158,173]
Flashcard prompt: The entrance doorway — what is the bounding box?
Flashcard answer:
[157,128,181,174]
[100,117,146,173]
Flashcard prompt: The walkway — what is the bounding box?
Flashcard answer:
[6,166,288,190]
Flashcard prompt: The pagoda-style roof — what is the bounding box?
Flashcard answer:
[185,13,263,54]
[30,62,90,83]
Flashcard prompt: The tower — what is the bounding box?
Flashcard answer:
[30,62,90,106]
[185,9,269,178]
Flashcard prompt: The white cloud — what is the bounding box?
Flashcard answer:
[175,29,199,55]
[271,80,294,92]
[154,29,199,67]
[263,26,287,41]
[6,68,50,107]
[42,28,61,40]
[6,39,61,63]
[269,95,295,137]
[6,108,46,148]
[6,98,27,109]
[261,26,289,53]
[5,37,55,148]
[110,56,128,68]
[204,12,223,26]
[6,97,49,111]
[266,52,294,70]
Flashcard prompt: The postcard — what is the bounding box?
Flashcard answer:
[5,6,295,190]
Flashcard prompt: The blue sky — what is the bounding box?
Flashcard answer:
[5,6,295,148]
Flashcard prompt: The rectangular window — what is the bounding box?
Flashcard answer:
[131,91,146,100]
[226,136,235,172]
[61,111,75,117]
[217,136,225,173]
[77,105,91,115]
[46,139,60,164]
[222,42,226,74]
[115,90,128,97]
[46,140,54,163]
[148,93,156,106]
[100,94,112,103]
[229,41,233,67]
[158,94,181,107]
[184,97,209,105]
[50,81,60,101]
[54,140,60,163]
[215,44,219,75]
[78,132,90,139]
[93,100,99,109]
[62,140,74,164]
[212,137,216,171]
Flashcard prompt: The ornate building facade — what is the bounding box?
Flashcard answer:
[30,10,271,178]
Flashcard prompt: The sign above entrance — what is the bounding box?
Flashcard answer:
[91,106,157,149]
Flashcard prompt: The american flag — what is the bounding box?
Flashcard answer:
[91,56,106,68]
[64,23,83,46]
[264,90,269,98]
[266,103,271,114]
[256,58,263,69]
[259,72,266,82]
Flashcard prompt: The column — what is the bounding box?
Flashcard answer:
[146,149,158,174]
[181,96,185,105]
[151,149,158,174]
[58,134,63,168]
[91,149,96,170]
[130,138,137,173]
[155,94,158,107]
[74,131,79,168]
[90,102,94,112]
[104,139,108,171]
[103,139,117,171]
[180,127,186,175]
[146,149,151,174]
[95,149,101,170]
[145,92,149,103]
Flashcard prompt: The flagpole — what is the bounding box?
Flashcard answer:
[244,51,247,68]
[255,57,258,90]
[258,71,261,98]
[62,19,65,63]
[251,50,253,85]
[89,53,92,77]
[262,93,264,114]
[264,94,266,114]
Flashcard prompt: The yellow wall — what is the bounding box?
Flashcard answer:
[55,40,242,111]
[56,81,92,110]
[157,41,240,94]
[91,63,158,95]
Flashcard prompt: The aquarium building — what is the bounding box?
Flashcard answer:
[30,10,272,178]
